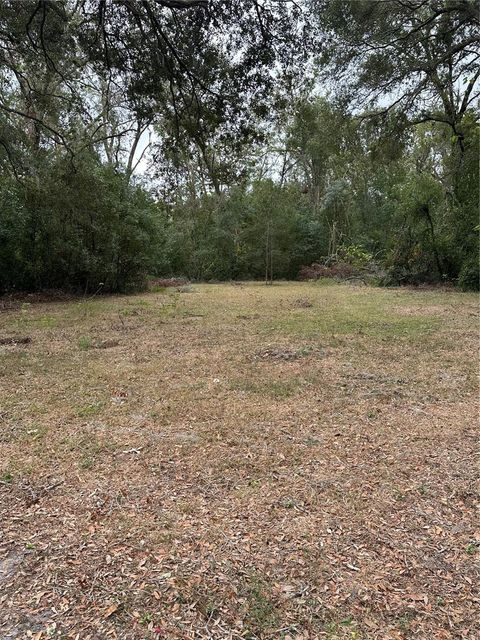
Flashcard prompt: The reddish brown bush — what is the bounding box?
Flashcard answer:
[298,262,359,281]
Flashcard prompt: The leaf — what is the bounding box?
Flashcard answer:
[104,603,120,619]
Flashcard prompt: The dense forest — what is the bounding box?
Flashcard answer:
[0,0,478,293]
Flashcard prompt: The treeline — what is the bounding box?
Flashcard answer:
[0,1,478,293]
[1,102,478,292]
[154,101,478,289]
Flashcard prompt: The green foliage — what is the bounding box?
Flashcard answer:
[313,0,478,136]
[154,182,320,281]
[77,336,93,351]
[1,98,477,291]
[458,257,480,292]
[465,542,479,556]
[146,104,478,289]
[338,245,374,268]
[242,574,278,636]
[0,152,160,294]
[0,472,13,484]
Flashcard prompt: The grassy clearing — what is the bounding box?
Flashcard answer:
[0,282,478,639]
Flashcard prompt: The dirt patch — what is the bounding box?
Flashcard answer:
[0,551,23,585]
[0,336,31,345]
[253,345,326,361]
[293,297,313,308]
[0,289,75,311]
[93,338,119,349]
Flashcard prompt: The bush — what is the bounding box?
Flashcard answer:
[337,244,374,268]
[299,245,380,282]
[298,261,359,280]
[0,152,160,294]
[457,257,480,291]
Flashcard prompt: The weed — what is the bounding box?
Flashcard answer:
[243,574,278,636]
[204,600,220,620]
[267,380,297,398]
[37,316,57,329]
[75,401,105,417]
[397,612,415,633]
[120,307,140,317]
[158,291,180,316]
[23,425,48,443]
[323,617,359,639]
[139,612,152,625]
[0,472,13,484]
[465,542,479,555]
[78,335,92,350]
[80,456,95,470]
[177,500,195,515]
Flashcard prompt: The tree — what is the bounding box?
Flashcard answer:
[313,0,480,141]
[310,1,479,286]
[0,0,307,176]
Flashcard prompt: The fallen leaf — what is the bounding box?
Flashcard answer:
[104,603,120,619]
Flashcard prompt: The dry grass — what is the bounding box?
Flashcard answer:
[0,282,478,640]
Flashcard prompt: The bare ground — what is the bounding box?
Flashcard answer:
[0,282,478,639]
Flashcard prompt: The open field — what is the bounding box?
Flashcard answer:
[0,282,479,640]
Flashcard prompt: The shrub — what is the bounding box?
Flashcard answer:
[337,244,374,268]
[298,261,359,280]
[299,244,380,282]
[457,256,480,291]
[0,152,160,295]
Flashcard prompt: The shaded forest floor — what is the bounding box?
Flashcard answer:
[0,282,479,640]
